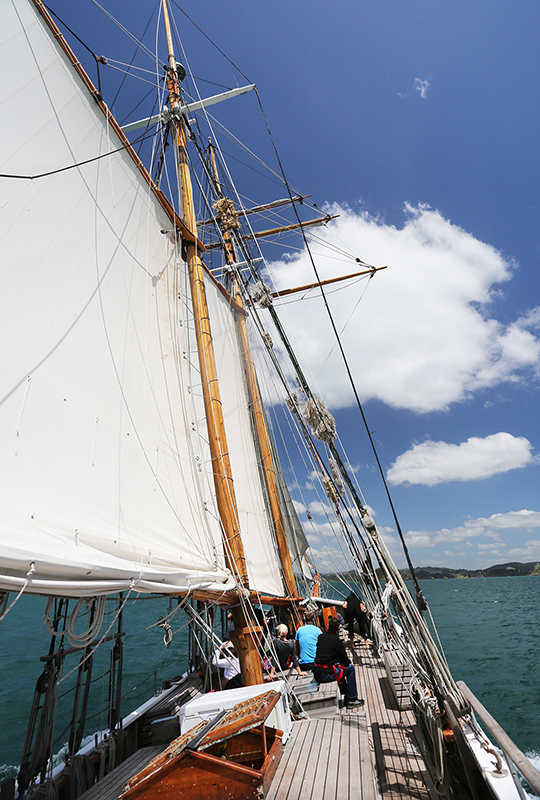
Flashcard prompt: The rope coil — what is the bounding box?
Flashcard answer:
[43,596,106,648]
[157,615,173,648]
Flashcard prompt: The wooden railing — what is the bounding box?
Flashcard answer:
[457,681,540,797]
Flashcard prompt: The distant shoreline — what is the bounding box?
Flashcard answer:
[331,561,540,581]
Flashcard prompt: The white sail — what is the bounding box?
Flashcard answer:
[0,0,240,596]
[203,276,285,597]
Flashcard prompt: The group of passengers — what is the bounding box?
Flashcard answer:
[212,592,370,709]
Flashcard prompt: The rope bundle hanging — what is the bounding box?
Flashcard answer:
[213,197,239,231]
[329,457,345,494]
[285,392,299,413]
[157,615,173,648]
[262,330,273,349]
[321,473,340,505]
[251,280,273,308]
[67,754,94,800]
[301,396,336,442]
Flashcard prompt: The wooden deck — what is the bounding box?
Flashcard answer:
[268,637,437,800]
[73,643,436,800]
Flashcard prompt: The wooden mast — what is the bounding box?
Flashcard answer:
[209,144,298,600]
[161,1,263,685]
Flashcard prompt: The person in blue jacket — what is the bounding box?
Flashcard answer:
[295,610,321,670]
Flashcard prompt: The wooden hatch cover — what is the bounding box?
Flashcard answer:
[119,689,284,800]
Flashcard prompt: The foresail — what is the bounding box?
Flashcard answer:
[273,453,314,580]
[203,276,285,597]
[0,0,235,597]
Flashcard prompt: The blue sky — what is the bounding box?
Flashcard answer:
[60,0,540,571]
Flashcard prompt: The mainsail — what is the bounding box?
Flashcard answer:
[0,0,283,598]
[203,273,285,596]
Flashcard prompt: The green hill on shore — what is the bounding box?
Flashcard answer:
[333,561,540,582]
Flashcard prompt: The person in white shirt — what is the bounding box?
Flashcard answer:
[212,641,242,689]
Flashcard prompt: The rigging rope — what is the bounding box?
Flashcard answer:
[0,129,158,181]
[253,87,428,611]
[0,562,35,624]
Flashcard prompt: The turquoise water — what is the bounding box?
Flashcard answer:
[329,575,540,759]
[0,594,191,778]
[1,577,539,778]
[418,576,540,758]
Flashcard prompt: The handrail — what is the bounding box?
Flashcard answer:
[457,680,540,796]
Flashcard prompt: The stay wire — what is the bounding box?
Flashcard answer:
[253,88,427,609]
[110,0,160,109]
[169,0,252,85]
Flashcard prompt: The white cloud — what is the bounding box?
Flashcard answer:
[481,509,540,530]
[387,432,534,486]
[405,509,540,550]
[292,499,306,516]
[415,78,430,98]
[406,532,433,547]
[508,540,540,559]
[308,500,333,517]
[265,204,540,413]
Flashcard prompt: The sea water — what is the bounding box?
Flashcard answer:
[1,577,539,779]
[330,575,540,763]
[0,593,192,779]
[420,576,540,761]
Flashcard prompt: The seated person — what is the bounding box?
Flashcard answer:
[295,610,321,670]
[212,640,243,690]
[314,616,364,708]
[271,624,308,677]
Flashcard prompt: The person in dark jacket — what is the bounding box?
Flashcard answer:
[344,591,371,644]
[314,616,364,708]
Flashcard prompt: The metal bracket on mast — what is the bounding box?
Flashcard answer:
[209,258,263,277]
[120,84,257,133]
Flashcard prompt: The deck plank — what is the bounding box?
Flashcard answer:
[280,719,320,800]
[267,718,312,800]
[267,635,436,800]
[348,636,436,800]
[298,719,327,800]
[77,746,164,800]
[335,715,350,800]
[347,715,363,800]
[318,718,340,800]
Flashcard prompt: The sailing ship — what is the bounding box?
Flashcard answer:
[1,1,539,799]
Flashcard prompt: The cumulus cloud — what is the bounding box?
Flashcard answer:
[405,509,540,549]
[508,540,540,559]
[265,204,540,413]
[387,432,534,486]
[415,78,430,98]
